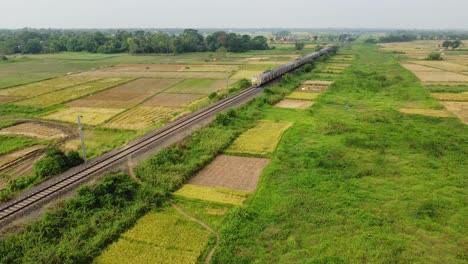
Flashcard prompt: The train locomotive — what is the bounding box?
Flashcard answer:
[251,46,333,87]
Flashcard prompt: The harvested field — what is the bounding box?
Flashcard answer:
[275,99,314,109]
[174,184,250,205]
[67,78,182,108]
[181,64,240,72]
[297,85,328,93]
[441,101,468,124]
[44,107,124,125]
[411,61,468,72]
[75,70,227,79]
[165,78,231,94]
[101,64,185,72]
[286,91,319,100]
[230,70,264,80]
[303,80,334,86]
[104,106,182,130]
[189,155,270,191]
[401,63,443,72]
[431,92,468,101]
[0,76,97,98]
[95,208,211,264]
[399,108,451,118]
[143,93,205,107]
[0,122,68,140]
[16,78,132,108]
[410,71,468,84]
[227,120,293,156]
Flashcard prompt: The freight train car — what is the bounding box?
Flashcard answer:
[251,46,333,87]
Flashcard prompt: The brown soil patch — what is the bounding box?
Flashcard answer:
[412,71,468,84]
[399,108,451,118]
[0,96,23,103]
[275,99,314,109]
[0,145,45,167]
[101,64,185,72]
[143,93,205,107]
[107,78,182,93]
[303,80,334,86]
[441,101,468,124]
[401,63,443,72]
[0,122,68,140]
[431,92,468,101]
[189,155,269,192]
[297,85,328,93]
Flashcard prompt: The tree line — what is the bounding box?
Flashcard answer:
[378,32,468,43]
[0,29,269,55]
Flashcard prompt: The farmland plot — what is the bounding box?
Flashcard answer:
[181,64,240,72]
[398,108,451,118]
[441,101,468,124]
[430,92,468,101]
[286,91,319,100]
[0,76,97,98]
[188,155,270,191]
[0,122,68,140]
[143,93,205,107]
[230,70,264,80]
[44,107,124,125]
[226,120,293,156]
[303,80,334,86]
[67,78,182,108]
[275,99,314,109]
[411,61,468,72]
[104,106,182,130]
[409,71,468,85]
[175,184,250,205]
[101,64,185,72]
[165,78,231,94]
[16,78,133,107]
[76,70,227,79]
[95,208,211,264]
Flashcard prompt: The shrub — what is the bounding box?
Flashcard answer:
[427,52,442,61]
[208,92,217,99]
[34,148,84,178]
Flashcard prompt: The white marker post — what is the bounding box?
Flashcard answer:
[77,115,87,162]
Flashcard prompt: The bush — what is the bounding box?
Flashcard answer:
[427,52,442,61]
[304,63,314,73]
[0,55,7,61]
[34,148,84,178]
[215,112,231,126]
[208,92,217,99]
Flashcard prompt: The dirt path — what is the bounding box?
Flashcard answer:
[169,200,219,264]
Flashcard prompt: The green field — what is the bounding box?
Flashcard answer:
[0,135,45,155]
[164,78,229,94]
[213,44,468,263]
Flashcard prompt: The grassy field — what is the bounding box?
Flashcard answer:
[43,107,124,125]
[213,43,468,263]
[95,207,211,264]
[165,78,230,94]
[226,120,293,157]
[285,91,320,100]
[0,135,45,155]
[104,106,183,130]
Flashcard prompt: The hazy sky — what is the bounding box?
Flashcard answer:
[1,0,467,29]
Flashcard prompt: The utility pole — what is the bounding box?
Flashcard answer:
[77,115,87,162]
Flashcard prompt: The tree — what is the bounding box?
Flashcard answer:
[295,42,305,50]
[452,40,462,49]
[23,38,42,54]
[442,40,453,49]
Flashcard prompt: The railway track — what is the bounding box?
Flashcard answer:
[0,86,260,224]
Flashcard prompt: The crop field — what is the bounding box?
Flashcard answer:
[188,155,270,191]
[67,78,182,109]
[303,80,335,86]
[275,99,314,109]
[15,78,133,108]
[408,71,468,85]
[401,63,444,72]
[411,60,468,72]
[164,78,230,94]
[226,120,293,156]
[230,70,264,80]
[441,101,468,123]
[398,108,451,118]
[181,64,240,72]
[431,92,468,101]
[95,208,211,264]
[75,69,228,79]
[104,106,182,130]
[101,64,186,72]
[174,184,250,205]
[0,122,68,140]
[0,76,97,101]
[142,92,205,107]
[296,84,329,93]
[285,91,320,100]
[43,107,124,125]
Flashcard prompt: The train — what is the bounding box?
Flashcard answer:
[251,46,333,87]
